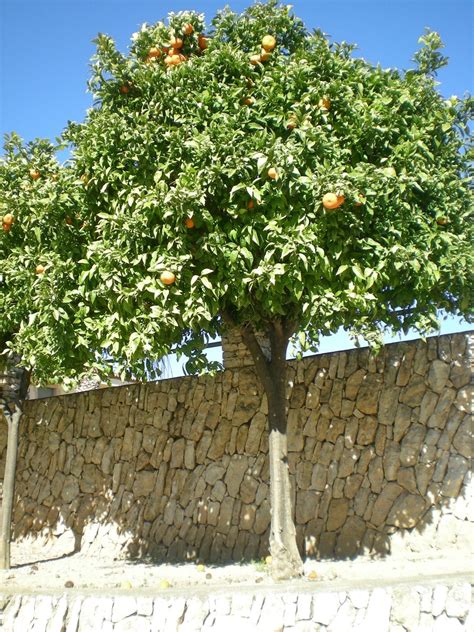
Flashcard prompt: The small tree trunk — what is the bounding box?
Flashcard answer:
[238,319,303,579]
[0,408,21,570]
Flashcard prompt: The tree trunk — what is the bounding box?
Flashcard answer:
[239,319,304,579]
[0,408,21,570]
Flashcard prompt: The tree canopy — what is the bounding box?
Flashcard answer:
[0,0,472,383]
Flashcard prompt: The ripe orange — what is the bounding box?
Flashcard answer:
[322,193,344,209]
[250,54,261,65]
[183,23,194,35]
[267,167,278,180]
[247,199,254,210]
[170,37,183,49]
[260,49,271,62]
[35,264,45,274]
[160,270,176,285]
[148,47,161,58]
[185,217,195,228]
[262,35,276,51]
[319,97,331,110]
[120,84,130,94]
[243,97,255,106]
[436,217,448,226]
[2,222,11,233]
[198,35,208,50]
[30,169,40,180]
[2,213,14,225]
[65,216,73,225]
[165,55,182,67]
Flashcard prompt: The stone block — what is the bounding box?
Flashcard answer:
[326,498,349,531]
[427,360,450,393]
[356,374,383,414]
[386,492,427,528]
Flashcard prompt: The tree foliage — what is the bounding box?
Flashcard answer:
[1,0,472,383]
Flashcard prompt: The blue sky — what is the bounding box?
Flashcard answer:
[1,0,472,374]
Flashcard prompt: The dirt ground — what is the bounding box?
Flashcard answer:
[2,539,472,597]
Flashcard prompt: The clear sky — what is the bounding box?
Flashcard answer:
[0,0,472,375]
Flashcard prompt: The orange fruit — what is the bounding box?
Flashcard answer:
[183,23,194,35]
[322,193,344,209]
[148,47,161,58]
[262,35,276,51]
[120,84,130,94]
[185,217,195,228]
[260,49,271,62]
[2,222,11,232]
[170,37,183,49]
[65,217,73,225]
[165,55,182,67]
[198,35,208,50]
[35,264,45,274]
[2,213,14,225]
[267,167,278,180]
[243,97,254,106]
[436,217,448,226]
[319,97,331,110]
[160,271,176,285]
[30,169,40,180]
[247,199,254,210]
[250,54,261,65]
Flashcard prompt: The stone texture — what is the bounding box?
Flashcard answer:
[1,331,471,568]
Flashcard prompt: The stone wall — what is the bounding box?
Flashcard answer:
[1,581,472,631]
[0,332,472,563]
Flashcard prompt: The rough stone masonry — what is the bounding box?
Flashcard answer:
[0,332,472,564]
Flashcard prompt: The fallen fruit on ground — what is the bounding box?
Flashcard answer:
[160,270,176,285]
[322,193,344,209]
[29,169,40,180]
[35,265,45,274]
[267,167,278,179]
[185,217,195,228]
[262,35,276,51]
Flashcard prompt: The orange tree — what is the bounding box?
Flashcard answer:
[1,1,473,577]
